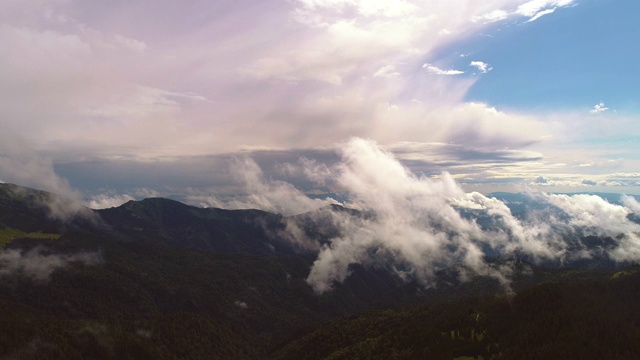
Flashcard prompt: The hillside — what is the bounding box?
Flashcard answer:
[1,183,640,359]
[269,266,640,360]
[0,184,411,358]
[97,197,296,255]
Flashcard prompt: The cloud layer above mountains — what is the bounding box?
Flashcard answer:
[188,138,640,293]
[1,0,639,199]
[4,133,640,293]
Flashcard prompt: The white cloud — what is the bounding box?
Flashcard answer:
[51,137,637,293]
[469,61,493,73]
[189,157,338,216]
[0,129,97,221]
[541,193,638,237]
[296,139,640,292]
[472,10,509,23]
[590,102,609,114]
[0,129,73,197]
[526,170,640,190]
[85,187,161,209]
[526,7,556,22]
[473,0,574,24]
[516,0,574,18]
[423,63,464,76]
[373,64,400,78]
[87,193,135,209]
[622,196,640,214]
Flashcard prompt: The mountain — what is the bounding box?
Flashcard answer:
[97,197,297,256]
[1,183,640,359]
[0,183,92,237]
[268,266,640,360]
[0,184,416,358]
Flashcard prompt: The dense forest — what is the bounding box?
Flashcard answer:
[1,183,640,359]
[269,267,640,359]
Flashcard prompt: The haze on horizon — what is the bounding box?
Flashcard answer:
[0,0,639,208]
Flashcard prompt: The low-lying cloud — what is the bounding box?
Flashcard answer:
[186,157,339,216]
[226,138,640,293]
[0,130,97,222]
[0,247,102,281]
[88,193,136,209]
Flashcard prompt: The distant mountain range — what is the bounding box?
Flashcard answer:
[1,183,640,359]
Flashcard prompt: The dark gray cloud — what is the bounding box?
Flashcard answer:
[54,148,340,199]
[54,141,547,204]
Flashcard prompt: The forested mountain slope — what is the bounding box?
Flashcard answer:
[1,183,639,359]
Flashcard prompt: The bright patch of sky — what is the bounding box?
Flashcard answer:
[452,0,640,113]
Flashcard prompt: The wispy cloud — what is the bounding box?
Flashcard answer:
[0,130,97,221]
[469,61,493,73]
[516,0,575,22]
[526,8,556,22]
[472,10,510,24]
[88,193,135,209]
[473,0,575,24]
[185,157,338,216]
[423,63,465,76]
[373,64,400,78]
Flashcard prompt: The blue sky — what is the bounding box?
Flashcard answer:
[0,0,639,209]
[461,0,640,113]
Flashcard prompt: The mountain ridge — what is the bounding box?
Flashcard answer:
[2,183,640,358]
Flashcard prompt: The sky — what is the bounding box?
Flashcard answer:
[1,0,640,208]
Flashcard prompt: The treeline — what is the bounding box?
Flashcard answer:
[0,232,410,359]
[268,266,640,360]
[0,300,256,359]
[3,184,640,359]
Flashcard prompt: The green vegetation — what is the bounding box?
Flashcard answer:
[269,270,640,360]
[0,301,257,360]
[611,265,640,279]
[0,227,24,247]
[1,183,640,359]
[0,227,60,247]
[0,231,407,359]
